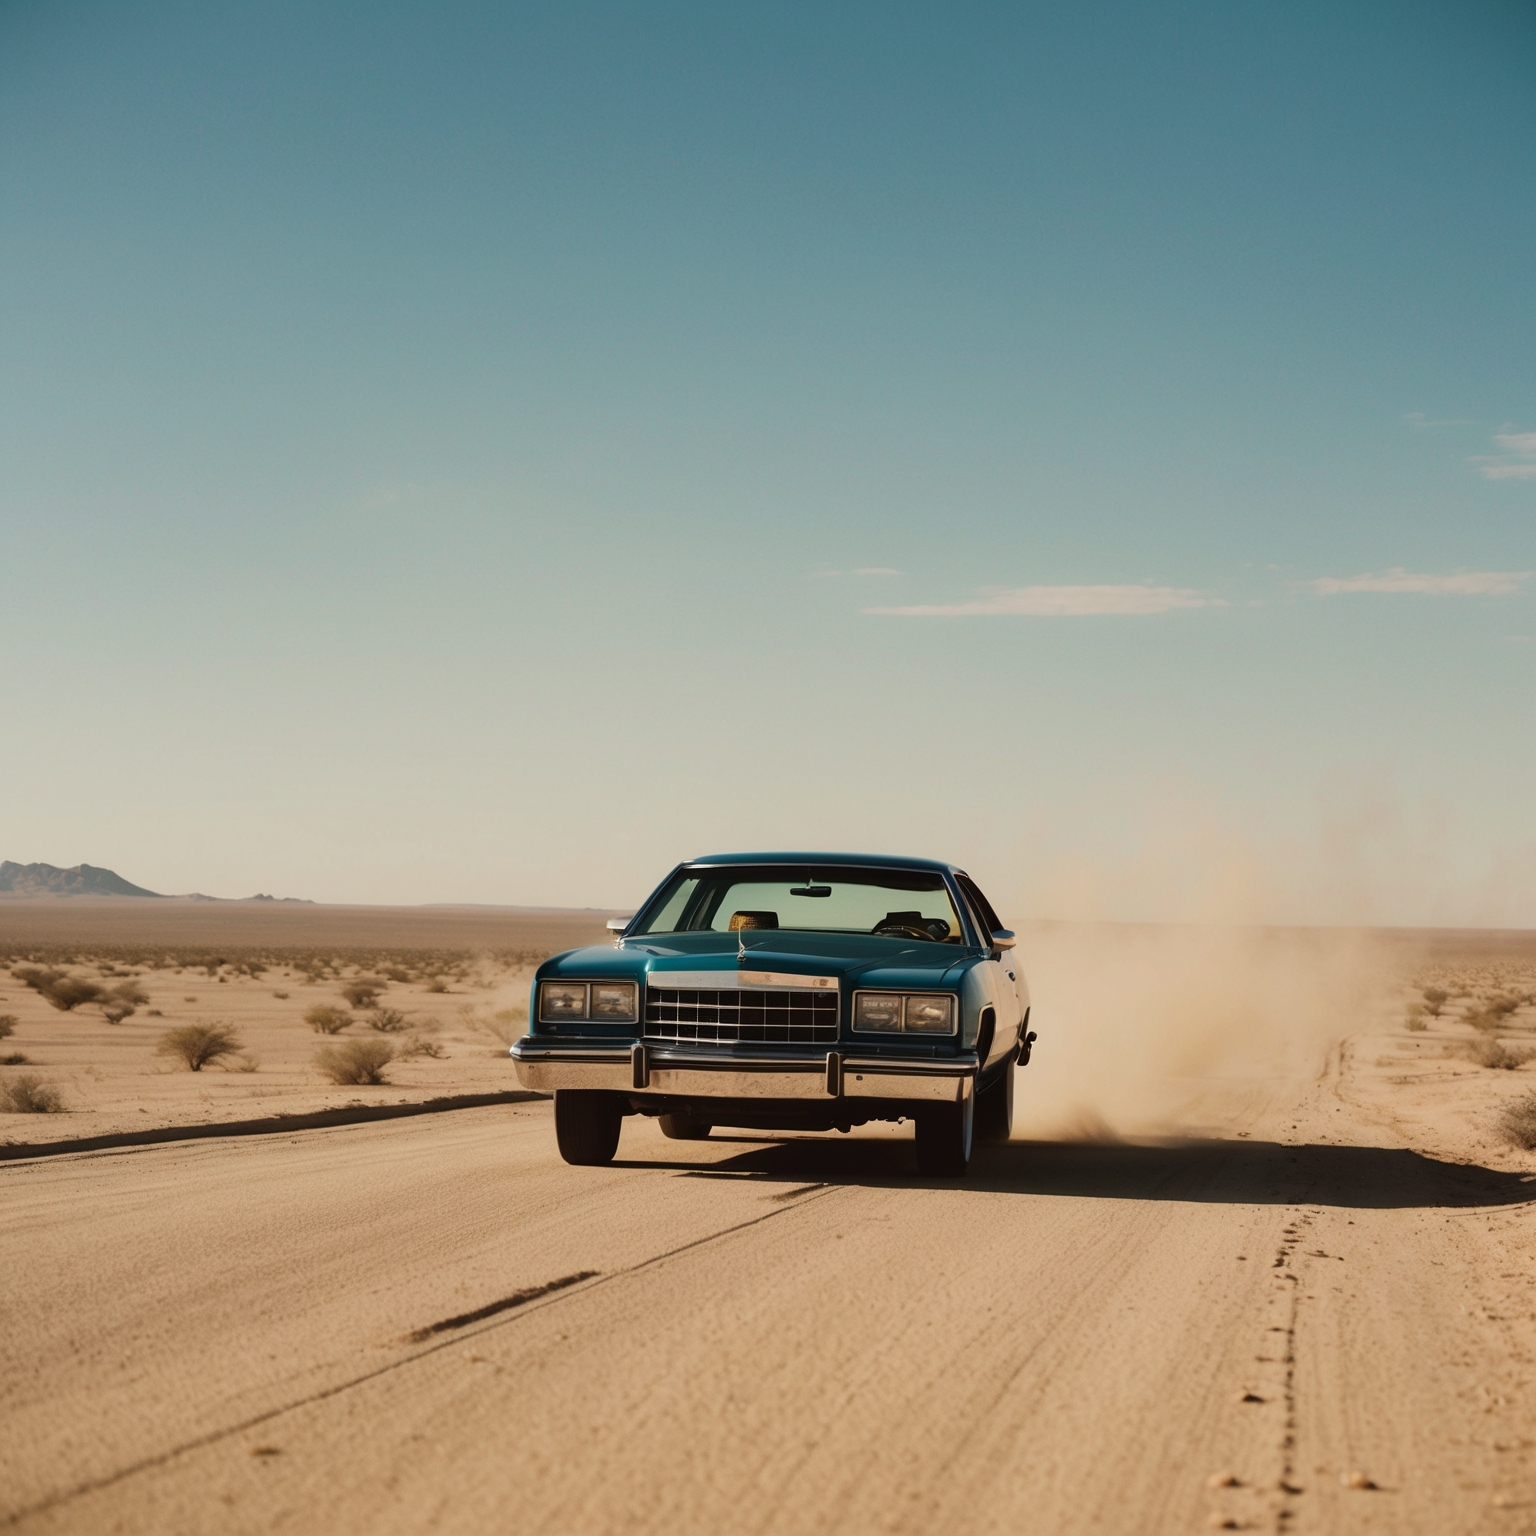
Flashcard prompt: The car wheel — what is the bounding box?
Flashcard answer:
[553,1090,623,1166]
[657,1112,712,1140]
[974,1061,1014,1144]
[914,1092,974,1176]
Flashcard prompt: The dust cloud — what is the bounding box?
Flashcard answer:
[1011,921,1397,1140]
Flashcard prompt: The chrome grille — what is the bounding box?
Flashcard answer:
[645,987,839,1045]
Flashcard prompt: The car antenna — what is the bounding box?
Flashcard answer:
[737,923,747,963]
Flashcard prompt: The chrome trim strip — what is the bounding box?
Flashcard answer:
[645,1066,832,1101]
[838,1054,974,1075]
[510,1037,977,1104]
[645,1049,826,1073]
[737,969,839,990]
[841,1069,970,1104]
[509,1050,629,1062]
[647,969,840,992]
[512,1038,622,1054]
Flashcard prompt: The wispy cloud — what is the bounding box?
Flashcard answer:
[852,567,901,577]
[1404,411,1475,429]
[1470,429,1536,480]
[866,584,1221,617]
[1306,568,1531,596]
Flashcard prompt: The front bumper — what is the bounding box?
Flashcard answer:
[510,1039,976,1105]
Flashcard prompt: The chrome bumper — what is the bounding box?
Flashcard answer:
[509,1039,975,1104]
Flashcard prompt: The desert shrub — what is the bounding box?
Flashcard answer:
[146,1008,163,1017]
[1405,1015,1428,1032]
[304,1004,352,1035]
[1,1074,63,1113]
[157,1023,244,1071]
[1,1053,29,1065]
[13,967,103,1011]
[0,1014,16,1041]
[424,977,448,993]
[1463,1038,1534,1071]
[1422,987,1448,1016]
[272,990,289,1000]
[366,1007,408,1033]
[383,966,412,983]
[100,979,149,1024]
[1498,1093,1536,1150]
[1466,996,1525,1033]
[315,1038,395,1085]
[398,1033,447,1060]
[340,978,384,1009]
[458,1004,527,1047]
[47,976,104,1011]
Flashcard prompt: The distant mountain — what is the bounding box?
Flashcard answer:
[0,861,315,902]
[0,861,164,898]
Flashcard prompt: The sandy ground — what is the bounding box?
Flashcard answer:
[4,909,1536,1533]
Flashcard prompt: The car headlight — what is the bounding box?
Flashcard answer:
[538,980,639,1024]
[903,994,955,1033]
[590,982,638,1021]
[853,991,956,1034]
[854,992,904,1031]
[539,982,590,1021]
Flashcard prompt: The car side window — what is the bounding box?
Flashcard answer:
[956,874,1002,938]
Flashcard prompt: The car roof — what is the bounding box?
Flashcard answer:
[687,851,961,875]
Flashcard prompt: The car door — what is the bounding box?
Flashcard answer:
[955,872,1023,1067]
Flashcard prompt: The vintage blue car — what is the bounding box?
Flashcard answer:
[511,853,1034,1175]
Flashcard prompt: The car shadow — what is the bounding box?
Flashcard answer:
[621,1134,1536,1210]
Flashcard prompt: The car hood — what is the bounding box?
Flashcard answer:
[540,929,976,991]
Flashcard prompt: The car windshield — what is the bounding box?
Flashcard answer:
[631,865,967,944]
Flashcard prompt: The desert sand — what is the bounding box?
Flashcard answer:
[4,904,1536,1533]
[0,901,614,1144]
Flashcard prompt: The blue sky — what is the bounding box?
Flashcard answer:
[2,1,1533,922]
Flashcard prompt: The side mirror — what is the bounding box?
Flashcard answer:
[606,917,631,934]
[990,928,1016,950]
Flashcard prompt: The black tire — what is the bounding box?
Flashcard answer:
[554,1090,623,1166]
[657,1113,712,1141]
[974,1061,1014,1144]
[914,1093,974,1177]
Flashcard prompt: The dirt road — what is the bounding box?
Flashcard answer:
[5,1049,1536,1535]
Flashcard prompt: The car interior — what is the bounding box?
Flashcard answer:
[726,907,956,941]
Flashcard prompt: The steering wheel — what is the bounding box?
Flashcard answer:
[872,921,937,941]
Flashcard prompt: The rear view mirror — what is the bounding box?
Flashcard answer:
[990,928,1016,950]
[606,917,631,933]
